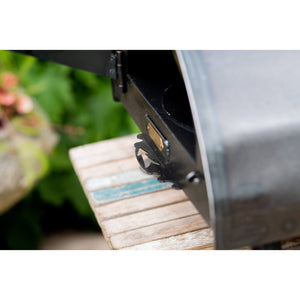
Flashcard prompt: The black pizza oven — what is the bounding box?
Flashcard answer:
[15,50,300,250]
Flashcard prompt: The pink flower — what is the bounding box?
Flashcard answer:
[0,91,16,106]
[1,72,19,90]
[16,94,34,114]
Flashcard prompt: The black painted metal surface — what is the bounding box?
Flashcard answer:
[13,50,112,76]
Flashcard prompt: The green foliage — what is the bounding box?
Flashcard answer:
[16,138,50,189]
[11,110,47,136]
[0,50,139,249]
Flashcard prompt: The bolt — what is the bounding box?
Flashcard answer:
[186,171,202,184]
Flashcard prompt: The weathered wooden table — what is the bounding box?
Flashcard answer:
[70,134,214,250]
[70,134,300,250]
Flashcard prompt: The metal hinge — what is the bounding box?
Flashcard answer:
[109,50,127,101]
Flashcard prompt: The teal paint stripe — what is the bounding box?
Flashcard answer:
[91,178,171,204]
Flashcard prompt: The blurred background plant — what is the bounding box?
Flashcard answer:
[0,50,139,249]
[0,69,58,218]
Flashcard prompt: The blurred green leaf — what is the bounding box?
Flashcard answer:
[0,50,139,249]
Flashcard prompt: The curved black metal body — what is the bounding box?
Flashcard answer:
[178,51,300,249]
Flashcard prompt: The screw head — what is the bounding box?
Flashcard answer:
[186,171,202,184]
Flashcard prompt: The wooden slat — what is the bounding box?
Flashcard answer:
[70,134,215,250]
[79,156,138,181]
[85,170,154,192]
[110,215,208,249]
[101,201,199,236]
[69,134,137,160]
[122,229,214,250]
[90,178,171,205]
[71,146,134,169]
[96,189,188,220]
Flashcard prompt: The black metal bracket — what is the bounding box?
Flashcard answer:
[110,50,127,101]
[134,133,182,190]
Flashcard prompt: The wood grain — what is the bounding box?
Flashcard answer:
[69,134,137,161]
[90,178,171,204]
[96,188,188,220]
[79,156,139,181]
[110,215,208,249]
[85,170,154,192]
[122,229,214,250]
[101,201,200,236]
[70,134,214,250]
[71,146,134,169]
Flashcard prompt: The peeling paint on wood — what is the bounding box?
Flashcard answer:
[86,170,155,192]
[96,188,188,220]
[69,134,214,250]
[91,178,171,204]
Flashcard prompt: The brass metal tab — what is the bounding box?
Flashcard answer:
[147,122,164,151]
